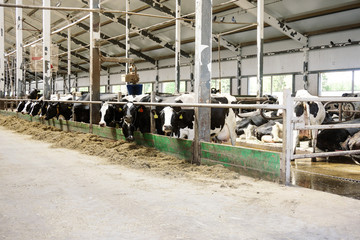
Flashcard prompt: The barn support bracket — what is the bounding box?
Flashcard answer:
[234,0,308,46]
[139,0,238,53]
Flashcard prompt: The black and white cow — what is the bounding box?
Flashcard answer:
[39,101,49,118]
[73,93,118,123]
[292,90,326,155]
[29,98,44,117]
[152,93,238,146]
[21,101,33,114]
[16,101,26,113]
[28,88,42,100]
[45,102,73,120]
[99,102,124,127]
[317,118,360,152]
[120,94,151,142]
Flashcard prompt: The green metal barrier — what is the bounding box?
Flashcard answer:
[0,110,281,181]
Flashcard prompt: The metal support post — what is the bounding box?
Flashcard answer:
[175,0,181,94]
[125,0,130,74]
[193,0,212,165]
[303,43,309,91]
[236,47,242,95]
[67,25,71,93]
[282,88,293,185]
[75,73,78,92]
[107,68,111,93]
[155,60,159,93]
[190,57,194,92]
[150,91,156,133]
[256,0,264,97]
[16,0,24,98]
[0,0,4,94]
[89,0,101,127]
[43,0,51,99]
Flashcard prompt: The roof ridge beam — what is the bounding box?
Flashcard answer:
[139,0,239,52]
[234,0,308,46]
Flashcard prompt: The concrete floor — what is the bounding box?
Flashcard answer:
[1,127,360,240]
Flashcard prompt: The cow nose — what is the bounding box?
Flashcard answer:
[124,116,132,123]
[126,135,134,142]
[163,125,172,131]
[99,122,106,127]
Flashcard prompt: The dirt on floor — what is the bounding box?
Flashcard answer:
[0,115,240,183]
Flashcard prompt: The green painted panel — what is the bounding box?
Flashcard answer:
[201,142,281,181]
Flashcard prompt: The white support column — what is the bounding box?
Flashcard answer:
[282,88,293,185]
[125,0,130,74]
[189,57,194,92]
[175,0,181,93]
[43,0,51,99]
[256,0,264,97]
[0,0,4,96]
[236,47,242,95]
[155,60,159,93]
[16,0,24,97]
[194,0,212,165]
[90,0,101,126]
[303,40,309,90]
[67,25,71,93]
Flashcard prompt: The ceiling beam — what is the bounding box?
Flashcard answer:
[76,22,156,65]
[139,0,239,52]
[102,11,192,59]
[234,0,308,45]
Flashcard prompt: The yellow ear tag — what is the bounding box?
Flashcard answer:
[179,114,183,119]
[118,108,122,112]
[154,114,158,119]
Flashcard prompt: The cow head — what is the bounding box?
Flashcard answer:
[121,102,139,141]
[39,101,48,118]
[29,100,42,116]
[45,102,59,120]
[21,101,33,115]
[16,101,26,112]
[99,102,114,127]
[157,106,184,136]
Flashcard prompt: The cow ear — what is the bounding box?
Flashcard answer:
[151,109,159,119]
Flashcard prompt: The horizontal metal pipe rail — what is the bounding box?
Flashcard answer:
[0,98,285,110]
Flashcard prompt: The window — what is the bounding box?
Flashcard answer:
[248,75,293,98]
[100,86,106,93]
[211,78,231,94]
[161,81,186,93]
[112,85,128,94]
[78,87,89,92]
[355,70,360,92]
[320,71,353,96]
[142,83,153,94]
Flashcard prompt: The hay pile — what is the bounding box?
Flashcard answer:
[0,115,240,182]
